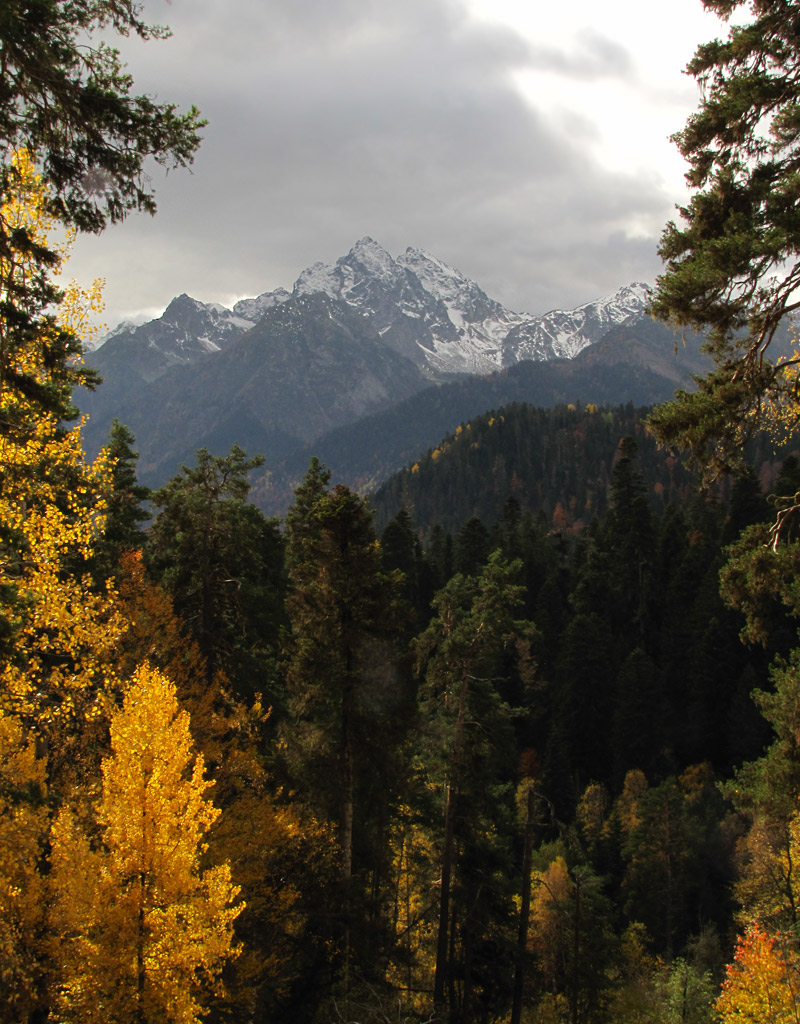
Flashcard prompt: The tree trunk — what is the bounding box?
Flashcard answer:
[433,672,469,1016]
[570,874,581,1024]
[511,785,536,1024]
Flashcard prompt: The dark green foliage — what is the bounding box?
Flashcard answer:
[426,523,454,592]
[611,649,667,789]
[282,463,410,973]
[546,612,617,808]
[649,0,800,477]
[145,446,285,700]
[0,0,203,429]
[89,419,150,579]
[414,553,536,1022]
[380,508,429,620]
[454,515,490,577]
[0,0,203,234]
[618,769,730,958]
[372,403,695,537]
[724,465,771,543]
[602,437,656,638]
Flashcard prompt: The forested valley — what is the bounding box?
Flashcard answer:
[7,362,800,1022]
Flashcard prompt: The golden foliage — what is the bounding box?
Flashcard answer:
[384,807,438,1008]
[0,151,122,732]
[716,923,800,1024]
[0,708,49,1020]
[48,663,242,1024]
[114,551,329,1012]
[531,855,572,989]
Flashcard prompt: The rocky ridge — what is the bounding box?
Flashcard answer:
[95,237,653,380]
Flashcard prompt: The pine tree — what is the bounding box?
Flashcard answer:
[146,446,285,700]
[89,419,151,579]
[0,5,202,434]
[414,552,535,1021]
[283,472,408,976]
[650,0,800,480]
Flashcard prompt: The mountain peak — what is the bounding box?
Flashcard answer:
[345,237,400,282]
[99,239,657,380]
[350,235,388,256]
[161,293,211,322]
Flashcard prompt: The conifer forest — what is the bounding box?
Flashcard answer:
[7,1,800,1023]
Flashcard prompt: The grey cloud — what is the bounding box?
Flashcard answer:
[74,0,674,327]
[527,27,634,80]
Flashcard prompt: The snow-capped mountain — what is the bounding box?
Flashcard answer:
[284,237,652,375]
[503,282,653,364]
[95,292,257,382]
[81,238,685,498]
[95,237,652,379]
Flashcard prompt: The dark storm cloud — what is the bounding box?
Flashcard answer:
[73,0,677,324]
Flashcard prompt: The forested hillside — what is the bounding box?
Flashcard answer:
[18,411,792,1024]
[250,318,711,515]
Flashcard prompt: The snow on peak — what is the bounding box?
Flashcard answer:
[397,247,470,301]
[232,288,290,322]
[100,238,655,378]
[349,236,395,270]
[293,260,347,300]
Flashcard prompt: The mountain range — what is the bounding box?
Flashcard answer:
[78,238,710,507]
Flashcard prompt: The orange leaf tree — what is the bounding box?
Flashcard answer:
[717,923,800,1024]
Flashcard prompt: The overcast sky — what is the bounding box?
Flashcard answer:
[68,0,725,330]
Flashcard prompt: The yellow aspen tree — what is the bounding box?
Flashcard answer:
[49,662,242,1024]
[0,150,124,1017]
[113,552,336,1018]
[0,150,124,741]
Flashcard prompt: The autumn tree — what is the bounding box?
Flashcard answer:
[0,707,49,1021]
[49,663,241,1024]
[528,854,615,1024]
[0,151,125,746]
[112,551,333,1022]
[716,923,800,1024]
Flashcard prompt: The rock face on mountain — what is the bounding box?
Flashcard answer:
[81,293,430,482]
[92,236,654,385]
[267,237,652,375]
[95,293,253,382]
[79,237,689,492]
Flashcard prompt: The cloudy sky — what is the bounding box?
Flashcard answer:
[68,0,725,330]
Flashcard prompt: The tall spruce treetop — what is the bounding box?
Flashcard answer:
[650,0,800,480]
[146,446,284,697]
[0,1,203,423]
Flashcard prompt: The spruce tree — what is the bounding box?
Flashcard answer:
[414,552,535,1021]
[0,1,203,427]
[146,446,285,699]
[283,470,408,978]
